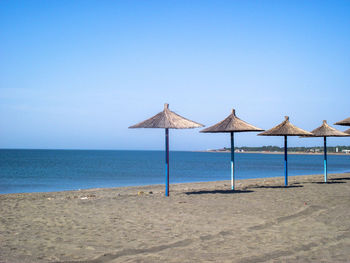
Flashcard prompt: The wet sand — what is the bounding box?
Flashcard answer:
[1,173,350,263]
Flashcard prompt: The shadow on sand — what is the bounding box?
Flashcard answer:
[311,181,346,184]
[185,189,253,195]
[330,177,350,181]
[250,185,304,189]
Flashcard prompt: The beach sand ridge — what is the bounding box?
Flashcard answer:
[1,173,350,262]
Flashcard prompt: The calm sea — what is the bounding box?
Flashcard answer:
[1,149,350,194]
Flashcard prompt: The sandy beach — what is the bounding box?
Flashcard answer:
[1,173,350,263]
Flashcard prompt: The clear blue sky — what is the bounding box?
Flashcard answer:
[1,0,349,150]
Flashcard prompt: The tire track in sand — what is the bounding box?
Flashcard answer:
[248,205,324,231]
[57,206,326,263]
[238,229,350,263]
[56,239,192,263]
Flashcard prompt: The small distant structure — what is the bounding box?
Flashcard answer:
[336,147,339,153]
[342,149,350,154]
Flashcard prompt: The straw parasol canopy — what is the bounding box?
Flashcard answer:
[344,128,350,134]
[201,109,263,133]
[258,116,313,137]
[305,120,349,183]
[334,117,350,127]
[258,116,312,186]
[129,103,203,129]
[309,120,350,137]
[200,109,263,190]
[129,103,204,196]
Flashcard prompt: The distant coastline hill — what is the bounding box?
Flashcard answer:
[207,146,350,154]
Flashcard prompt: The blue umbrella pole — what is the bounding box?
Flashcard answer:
[284,135,288,186]
[230,132,235,190]
[165,128,170,196]
[324,136,328,183]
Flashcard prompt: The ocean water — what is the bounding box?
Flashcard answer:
[0,149,350,194]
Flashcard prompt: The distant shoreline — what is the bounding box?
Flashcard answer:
[202,150,350,155]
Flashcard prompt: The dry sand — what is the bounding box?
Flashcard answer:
[1,173,350,263]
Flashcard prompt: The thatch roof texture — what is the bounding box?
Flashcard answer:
[129,103,204,129]
[200,109,263,133]
[344,128,350,135]
[334,117,350,126]
[258,116,312,136]
[310,120,350,137]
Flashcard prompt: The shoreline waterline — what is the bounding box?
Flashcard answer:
[1,172,348,196]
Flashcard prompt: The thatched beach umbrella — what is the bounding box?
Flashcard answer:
[200,109,264,190]
[258,116,313,186]
[334,117,350,126]
[129,103,204,196]
[344,128,350,135]
[305,120,349,182]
